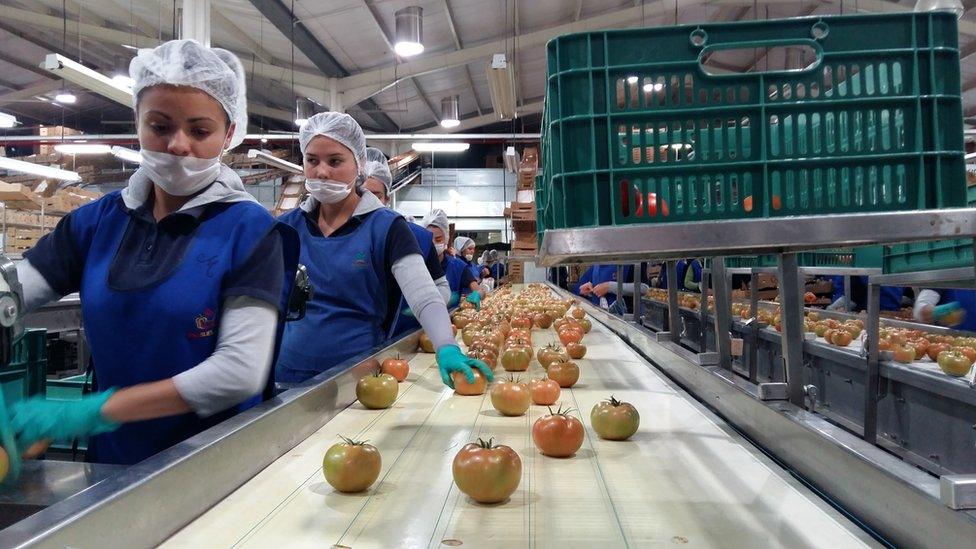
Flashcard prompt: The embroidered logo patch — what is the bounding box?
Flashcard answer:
[188,308,216,340]
[353,251,368,269]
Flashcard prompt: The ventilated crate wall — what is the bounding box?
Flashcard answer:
[542,13,965,230]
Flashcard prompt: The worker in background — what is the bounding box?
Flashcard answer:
[827,276,905,313]
[576,264,649,314]
[657,258,703,292]
[361,147,452,336]
[8,40,299,465]
[914,289,976,332]
[276,113,490,388]
[420,209,481,300]
[484,249,506,281]
[454,236,484,308]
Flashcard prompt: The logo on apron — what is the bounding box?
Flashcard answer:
[353,251,369,269]
[188,308,216,340]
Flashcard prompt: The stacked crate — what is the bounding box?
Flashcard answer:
[506,146,539,257]
[0,181,101,254]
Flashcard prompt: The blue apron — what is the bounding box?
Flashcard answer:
[488,263,505,280]
[583,264,626,307]
[465,259,481,281]
[830,276,903,311]
[938,289,976,332]
[388,222,434,338]
[75,193,297,465]
[659,260,689,290]
[276,206,398,383]
[444,255,469,295]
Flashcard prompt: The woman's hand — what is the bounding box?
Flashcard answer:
[592,281,613,297]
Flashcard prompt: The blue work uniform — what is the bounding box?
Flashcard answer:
[830,276,903,311]
[488,262,505,280]
[275,196,421,383]
[659,260,696,290]
[388,221,444,338]
[575,264,634,307]
[25,191,298,465]
[935,289,976,332]
[444,254,476,296]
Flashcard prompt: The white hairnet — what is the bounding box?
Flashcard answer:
[299,112,366,171]
[130,40,248,150]
[365,147,387,164]
[364,160,392,188]
[420,208,449,235]
[455,236,474,253]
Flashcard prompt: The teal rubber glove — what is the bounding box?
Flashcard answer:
[11,389,119,449]
[933,302,964,327]
[465,291,481,311]
[436,345,493,389]
[448,292,460,308]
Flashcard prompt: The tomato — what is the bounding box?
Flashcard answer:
[490,378,531,416]
[590,396,640,441]
[548,361,580,388]
[877,338,891,351]
[534,312,554,329]
[322,436,382,493]
[467,349,496,371]
[452,370,488,395]
[571,307,585,320]
[804,292,817,304]
[511,316,533,330]
[532,405,585,458]
[380,355,409,382]
[937,349,974,377]
[910,339,930,361]
[501,346,531,372]
[891,345,915,364]
[566,342,587,359]
[528,378,560,405]
[831,330,852,347]
[553,318,569,332]
[743,195,753,212]
[927,342,950,362]
[356,372,398,409]
[453,438,522,504]
[813,323,829,338]
[557,325,584,346]
[537,344,567,369]
[844,325,862,339]
[959,346,976,364]
[418,332,435,353]
[579,318,592,333]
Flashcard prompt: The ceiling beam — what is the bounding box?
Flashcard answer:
[0,80,62,105]
[247,0,398,131]
[464,66,483,116]
[412,78,441,125]
[416,99,544,133]
[443,0,462,50]
[574,0,584,21]
[0,51,50,79]
[212,11,278,66]
[100,0,160,39]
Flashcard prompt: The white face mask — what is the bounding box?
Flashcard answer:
[434,243,447,255]
[465,253,474,261]
[141,150,221,196]
[305,178,352,204]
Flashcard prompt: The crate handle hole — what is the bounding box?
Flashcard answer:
[690,28,708,47]
[700,44,819,76]
[811,21,829,40]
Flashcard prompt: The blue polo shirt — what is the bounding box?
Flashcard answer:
[25,195,284,305]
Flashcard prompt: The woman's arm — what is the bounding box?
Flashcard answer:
[17,260,64,314]
[392,254,455,349]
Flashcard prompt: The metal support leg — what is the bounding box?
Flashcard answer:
[633,262,643,322]
[712,257,733,373]
[667,261,681,344]
[777,253,806,406]
[748,271,759,383]
[844,274,853,311]
[698,267,710,351]
[864,281,882,443]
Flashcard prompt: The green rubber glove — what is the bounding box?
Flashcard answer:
[465,291,481,311]
[933,302,964,327]
[11,389,120,449]
[448,292,460,308]
[436,345,493,389]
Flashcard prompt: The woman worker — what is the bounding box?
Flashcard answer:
[453,235,484,309]
[360,147,451,336]
[276,113,491,388]
[914,289,976,332]
[8,40,299,465]
[484,250,506,281]
[420,209,481,300]
[576,264,649,314]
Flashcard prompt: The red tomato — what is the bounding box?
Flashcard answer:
[557,325,584,346]
[547,361,580,388]
[452,370,488,395]
[528,378,560,405]
[566,342,587,359]
[532,406,585,458]
[452,438,522,503]
[380,355,409,382]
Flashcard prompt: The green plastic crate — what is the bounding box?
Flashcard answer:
[883,185,976,273]
[0,329,48,405]
[542,13,965,230]
[726,246,883,269]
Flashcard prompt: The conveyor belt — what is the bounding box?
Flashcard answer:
[165,313,877,548]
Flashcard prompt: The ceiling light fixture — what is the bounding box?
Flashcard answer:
[43,54,132,105]
[247,149,303,174]
[54,143,112,155]
[412,142,469,152]
[486,54,516,121]
[440,95,460,128]
[0,156,81,182]
[54,91,77,104]
[110,146,142,163]
[295,98,313,127]
[0,112,17,129]
[394,6,424,57]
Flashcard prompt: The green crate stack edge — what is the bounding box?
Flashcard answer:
[1,329,47,408]
[542,13,965,231]
[883,183,976,273]
[724,246,884,269]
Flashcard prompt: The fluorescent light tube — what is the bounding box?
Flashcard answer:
[412,142,469,152]
[0,156,81,182]
[111,146,142,163]
[54,143,112,154]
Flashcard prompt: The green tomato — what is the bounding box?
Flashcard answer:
[590,397,640,441]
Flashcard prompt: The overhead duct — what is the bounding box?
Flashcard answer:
[486,54,517,120]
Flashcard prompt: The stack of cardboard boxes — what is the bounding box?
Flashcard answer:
[0,181,101,254]
[505,147,539,258]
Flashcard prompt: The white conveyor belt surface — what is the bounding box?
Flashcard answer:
[165,312,878,548]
